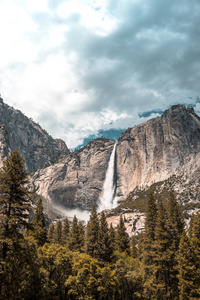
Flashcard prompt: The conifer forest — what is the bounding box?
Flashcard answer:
[0,151,200,300]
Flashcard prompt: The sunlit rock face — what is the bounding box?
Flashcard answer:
[104,208,145,237]
[116,105,200,202]
[0,97,69,172]
[1,97,200,217]
[32,139,115,210]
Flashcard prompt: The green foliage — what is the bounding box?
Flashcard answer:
[0,150,30,259]
[47,222,55,243]
[69,215,82,252]
[97,267,119,299]
[0,151,36,299]
[78,221,85,251]
[113,251,144,299]
[151,201,173,299]
[65,252,119,300]
[177,231,198,300]
[141,193,185,299]
[189,213,200,297]
[53,220,63,244]
[98,211,112,261]
[108,223,116,254]
[0,236,41,300]
[167,191,185,298]
[85,205,100,258]
[115,215,130,255]
[131,235,137,258]
[141,192,157,298]
[167,191,184,251]
[62,217,70,245]
[0,157,199,300]
[29,198,47,246]
[38,243,72,299]
[65,252,101,299]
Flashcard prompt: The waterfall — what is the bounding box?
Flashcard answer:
[97,143,118,212]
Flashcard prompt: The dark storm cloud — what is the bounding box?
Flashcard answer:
[1,0,200,147]
[63,0,200,114]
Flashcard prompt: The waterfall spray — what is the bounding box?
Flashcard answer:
[97,143,118,212]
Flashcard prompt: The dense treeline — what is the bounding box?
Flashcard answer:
[0,151,200,299]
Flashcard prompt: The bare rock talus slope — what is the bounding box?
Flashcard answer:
[116,105,200,202]
[0,97,69,172]
[32,139,115,210]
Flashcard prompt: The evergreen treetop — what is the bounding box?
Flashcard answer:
[115,215,130,255]
[30,198,47,246]
[0,150,30,232]
[85,205,99,258]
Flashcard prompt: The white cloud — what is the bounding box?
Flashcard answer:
[0,0,199,149]
[0,2,38,68]
[57,0,119,35]
[23,0,49,13]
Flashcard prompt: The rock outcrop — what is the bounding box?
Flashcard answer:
[0,97,69,172]
[30,104,200,215]
[32,138,115,210]
[116,105,200,202]
[1,98,200,224]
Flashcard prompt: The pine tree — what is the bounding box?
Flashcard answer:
[30,198,47,246]
[177,231,197,300]
[1,236,42,299]
[98,211,112,261]
[53,220,62,244]
[145,192,158,240]
[167,191,184,298]
[0,151,30,259]
[62,217,70,245]
[48,222,55,243]
[130,235,137,258]
[188,213,195,238]
[69,215,81,252]
[151,201,173,299]
[109,223,116,255]
[189,213,200,297]
[190,212,200,257]
[167,191,184,251]
[85,205,99,258]
[141,192,157,298]
[115,215,130,255]
[78,221,85,252]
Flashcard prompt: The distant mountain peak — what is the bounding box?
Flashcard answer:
[0,98,69,172]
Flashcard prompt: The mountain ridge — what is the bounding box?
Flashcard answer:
[0,98,200,230]
[0,96,69,172]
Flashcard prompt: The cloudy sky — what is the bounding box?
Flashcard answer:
[0,0,200,148]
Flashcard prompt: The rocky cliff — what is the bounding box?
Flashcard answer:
[116,105,200,202]
[32,138,115,210]
[31,104,200,217]
[1,98,200,225]
[0,97,69,172]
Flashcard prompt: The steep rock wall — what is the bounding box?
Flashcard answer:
[0,97,69,172]
[32,139,115,210]
[116,105,200,201]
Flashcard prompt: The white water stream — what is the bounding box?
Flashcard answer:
[97,143,118,212]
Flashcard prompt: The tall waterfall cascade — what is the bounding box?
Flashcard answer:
[97,143,118,212]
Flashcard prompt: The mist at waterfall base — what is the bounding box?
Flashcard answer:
[97,143,118,213]
[51,143,118,222]
[52,204,90,223]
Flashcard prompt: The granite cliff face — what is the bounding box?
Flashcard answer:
[115,105,200,202]
[0,97,69,172]
[1,98,200,223]
[31,104,200,217]
[32,139,115,210]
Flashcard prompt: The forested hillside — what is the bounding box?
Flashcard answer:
[0,151,200,299]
